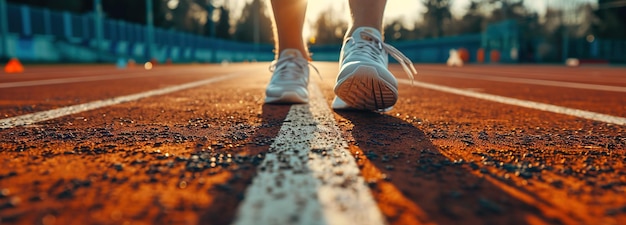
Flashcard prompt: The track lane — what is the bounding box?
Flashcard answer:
[0,63,624,225]
[0,68,271,224]
[419,70,626,92]
[403,76,626,119]
[0,65,164,82]
[417,65,626,85]
[399,66,626,117]
[0,65,257,118]
[381,86,625,224]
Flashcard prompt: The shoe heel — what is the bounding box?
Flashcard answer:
[335,65,398,110]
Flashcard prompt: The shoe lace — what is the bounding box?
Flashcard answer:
[269,55,321,80]
[355,31,418,84]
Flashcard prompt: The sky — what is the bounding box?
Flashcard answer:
[209,0,597,38]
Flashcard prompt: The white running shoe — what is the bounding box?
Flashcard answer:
[332,27,417,111]
[265,49,310,104]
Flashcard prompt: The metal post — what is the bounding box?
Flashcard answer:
[561,0,570,62]
[501,0,508,20]
[82,16,89,39]
[146,0,155,60]
[43,8,51,35]
[206,2,216,62]
[0,0,8,59]
[119,20,125,42]
[63,12,73,39]
[94,0,104,52]
[562,27,569,62]
[21,6,31,36]
[252,0,260,53]
[206,3,215,38]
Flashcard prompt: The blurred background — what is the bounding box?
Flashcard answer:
[0,0,624,64]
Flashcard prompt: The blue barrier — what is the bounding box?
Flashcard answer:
[2,2,274,63]
[2,2,624,63]
[309,34,483,63]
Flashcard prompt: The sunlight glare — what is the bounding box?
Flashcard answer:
[167,0,179,10]
[226,0,560,41]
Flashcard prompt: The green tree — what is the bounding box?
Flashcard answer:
[422,0,452,38]
[455,1,484,34]
[11,0,166,29]
[215,6,231,39]
[102,0,157,25]
[384,20,416,41]
[233,0,273,43]
[8,0,89,13]
[594,0,626,39]
[480,0,530,22]
[164,0,209,34]
[311,7,348,45]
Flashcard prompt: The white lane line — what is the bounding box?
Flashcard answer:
[233,84,385,225]
[422,70,626,92]
[0,72,246,129]
[400,79,626,126]
[0,70,186,88]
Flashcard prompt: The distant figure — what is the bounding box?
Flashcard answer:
[566,58,580,67]
[264,0,417,112]
[447,49,463,67]
[510,47,519,62]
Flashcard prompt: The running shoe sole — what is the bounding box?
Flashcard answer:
[334,65,398,111]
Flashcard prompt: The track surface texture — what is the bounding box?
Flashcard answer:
[0,63,625,225]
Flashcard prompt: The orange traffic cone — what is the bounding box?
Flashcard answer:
[490,50,501,63]
[4,58,24,73]
[476,48,485,63]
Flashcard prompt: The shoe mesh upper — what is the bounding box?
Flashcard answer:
[340,27,417,82]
